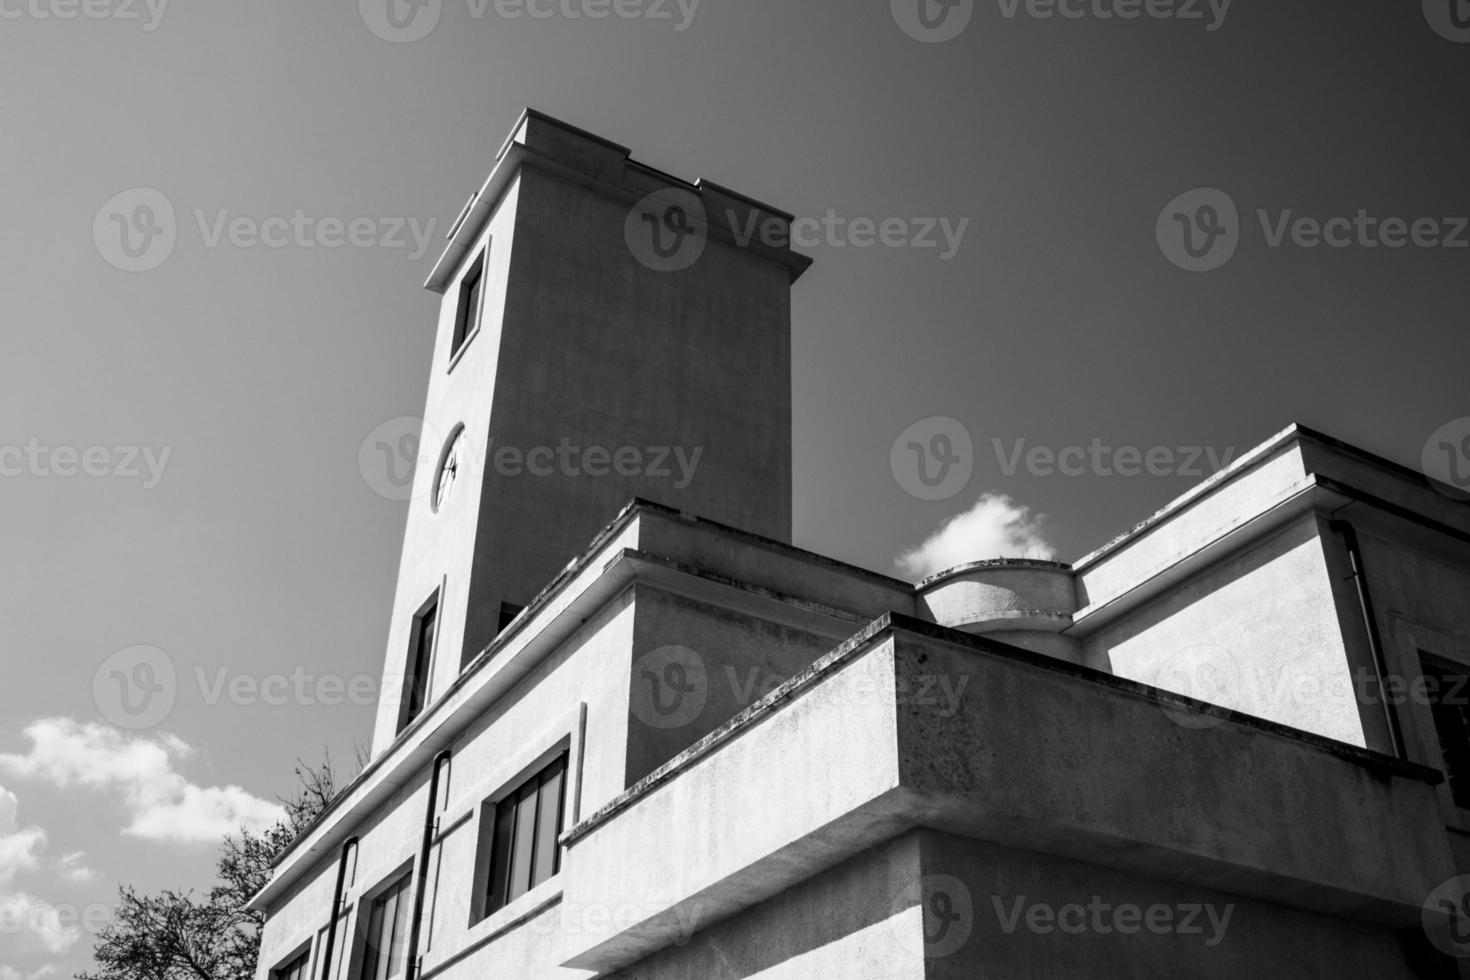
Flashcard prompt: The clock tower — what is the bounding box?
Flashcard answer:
[370,109,811,753]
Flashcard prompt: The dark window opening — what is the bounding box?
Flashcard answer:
[398,595,438,734]
[451,252,485,360]
[272,950,309,980]
[1423,653,1470,809]
[480,753,567,918]
[361,874,412,980]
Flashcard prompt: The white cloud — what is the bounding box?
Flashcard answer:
[0,890,80,955]
[0,719,285,845]
[895,492,1057,581]
[0,787,47,887]
[54,853,94,884]
[0,966,61,980]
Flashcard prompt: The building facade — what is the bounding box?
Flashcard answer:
[249,109,1470,979]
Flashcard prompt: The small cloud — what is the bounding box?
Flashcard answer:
[0,785,47,887]
[895,492,1057,581]
[55,852,94,884]
[0,891,80,955]
[0,719,284,845]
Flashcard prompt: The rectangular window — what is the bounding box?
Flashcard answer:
[398,595,438,734]
[315,910,351,980]
[272,950,310,980]
[480,753,568,918]
[451,251,485,359]
[361,875,412,980]
[1424,654,1470,809]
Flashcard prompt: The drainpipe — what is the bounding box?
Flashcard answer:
[318,836,358,980]
[406,751,452,980]
[1330,520,1404,759]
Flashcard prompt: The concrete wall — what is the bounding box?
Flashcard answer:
[1351,523,1470,866]
[1081,514,1370,748]
[462,159,798,667]
[369,113,806,753]
[625,584,846,784]
[920,831,1453,980]
[257,593,640,980]
[368,175,521,754]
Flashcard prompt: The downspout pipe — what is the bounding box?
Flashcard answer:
[406,750,452,980]
[1330,520,1405,759]
[317,836,358,980]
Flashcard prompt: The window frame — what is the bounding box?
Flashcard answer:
[397,585,443,736]
[270,945,312,980]
[1421,651,1470,810]
[463,705,586,930]
[448,247,487,368]
[358,870,414,980]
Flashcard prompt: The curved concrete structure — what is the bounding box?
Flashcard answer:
[916,559,1080,661]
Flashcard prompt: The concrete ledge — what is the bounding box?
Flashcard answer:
[556,615,1451,974]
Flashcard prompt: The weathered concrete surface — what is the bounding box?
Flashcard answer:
[369,108,812,751]
[555,618,1452,976]
[916,559,1079,662]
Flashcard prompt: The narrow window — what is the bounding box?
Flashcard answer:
[1423,654,1470,809]
[361,875,412,980]
[315,912,351,980]
[398,595,438,734]
[451,251,485,360]
[272,950,310,980]
[480,753,568,918]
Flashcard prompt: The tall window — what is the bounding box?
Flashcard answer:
[361,874,412,980]
[451,251,485,359]
[272,950,309,980]
[315,911,351,980]
[479,753,568,918]
[1423,654,1470,809]
[398,595,438,734]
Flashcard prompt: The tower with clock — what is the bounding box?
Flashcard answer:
[369,109,812,753]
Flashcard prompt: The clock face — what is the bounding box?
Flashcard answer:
[434,429,465,512]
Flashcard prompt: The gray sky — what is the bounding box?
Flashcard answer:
[2,1,1468,975]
